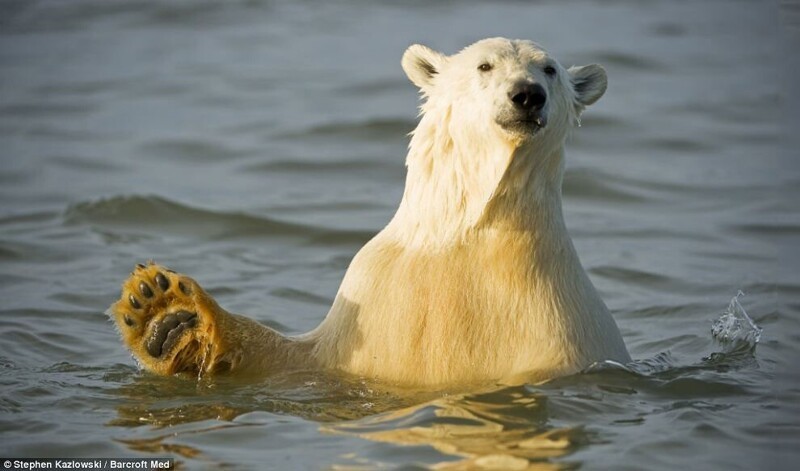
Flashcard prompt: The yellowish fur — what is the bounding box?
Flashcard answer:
[109,38,630,386]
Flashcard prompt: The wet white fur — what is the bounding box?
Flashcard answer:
[304,38,630,385]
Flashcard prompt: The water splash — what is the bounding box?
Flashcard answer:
[582,293,763,380]
[711,291,762,352]
[580,351,678,378]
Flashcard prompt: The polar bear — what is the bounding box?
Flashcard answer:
[109,38,630,385]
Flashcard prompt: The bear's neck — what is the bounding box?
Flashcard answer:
[387,120,568,250]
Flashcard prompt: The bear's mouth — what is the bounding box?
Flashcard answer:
[497,113,547,135]
[518,116,547,129]
[145,310,198,358]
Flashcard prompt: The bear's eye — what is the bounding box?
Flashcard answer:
[544,65,557,77]
[478,63,493,72]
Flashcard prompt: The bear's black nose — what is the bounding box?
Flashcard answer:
[509,83,546,111]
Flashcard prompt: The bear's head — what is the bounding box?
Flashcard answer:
[402,38,607,150]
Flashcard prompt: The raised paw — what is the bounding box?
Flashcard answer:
[109,262,224,376]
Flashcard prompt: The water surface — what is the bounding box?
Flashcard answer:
[1,0,799,469]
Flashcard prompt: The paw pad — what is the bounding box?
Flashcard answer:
[145,310,199,357]
[113,263,204,363]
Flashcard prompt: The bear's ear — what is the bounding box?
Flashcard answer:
[402,44,447,92]
[568,64,608,107]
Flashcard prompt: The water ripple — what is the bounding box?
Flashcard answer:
[563,168,646,204]
[275,118,415,142]
[62,194,374,246]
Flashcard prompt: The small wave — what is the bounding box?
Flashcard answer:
[583,352,678,377]
[138,138,250,162]
[561,167,722,207]
[242,159,401,180]
[2,0,257,33]
[637,136,716,153]
[63,194,372,245]
[728,221,800,236]
[34,78,136,97]
[589,265,701,294]
[276,118,415,142]
[49,155,121,172]
[566,168,721,205]
[0,102,96,118]
[270,287,332,307]
[572,113,629,129]
[563,168,645,204]
[648,22,687,37]
[335,78,409,96]
[592,51,665,72]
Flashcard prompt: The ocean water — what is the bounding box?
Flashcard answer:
[1,0,799,469]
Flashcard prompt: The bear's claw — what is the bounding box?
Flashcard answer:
[155,272,170,291]
[139,281,153,299]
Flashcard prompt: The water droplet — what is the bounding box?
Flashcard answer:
[197,343,212,381]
